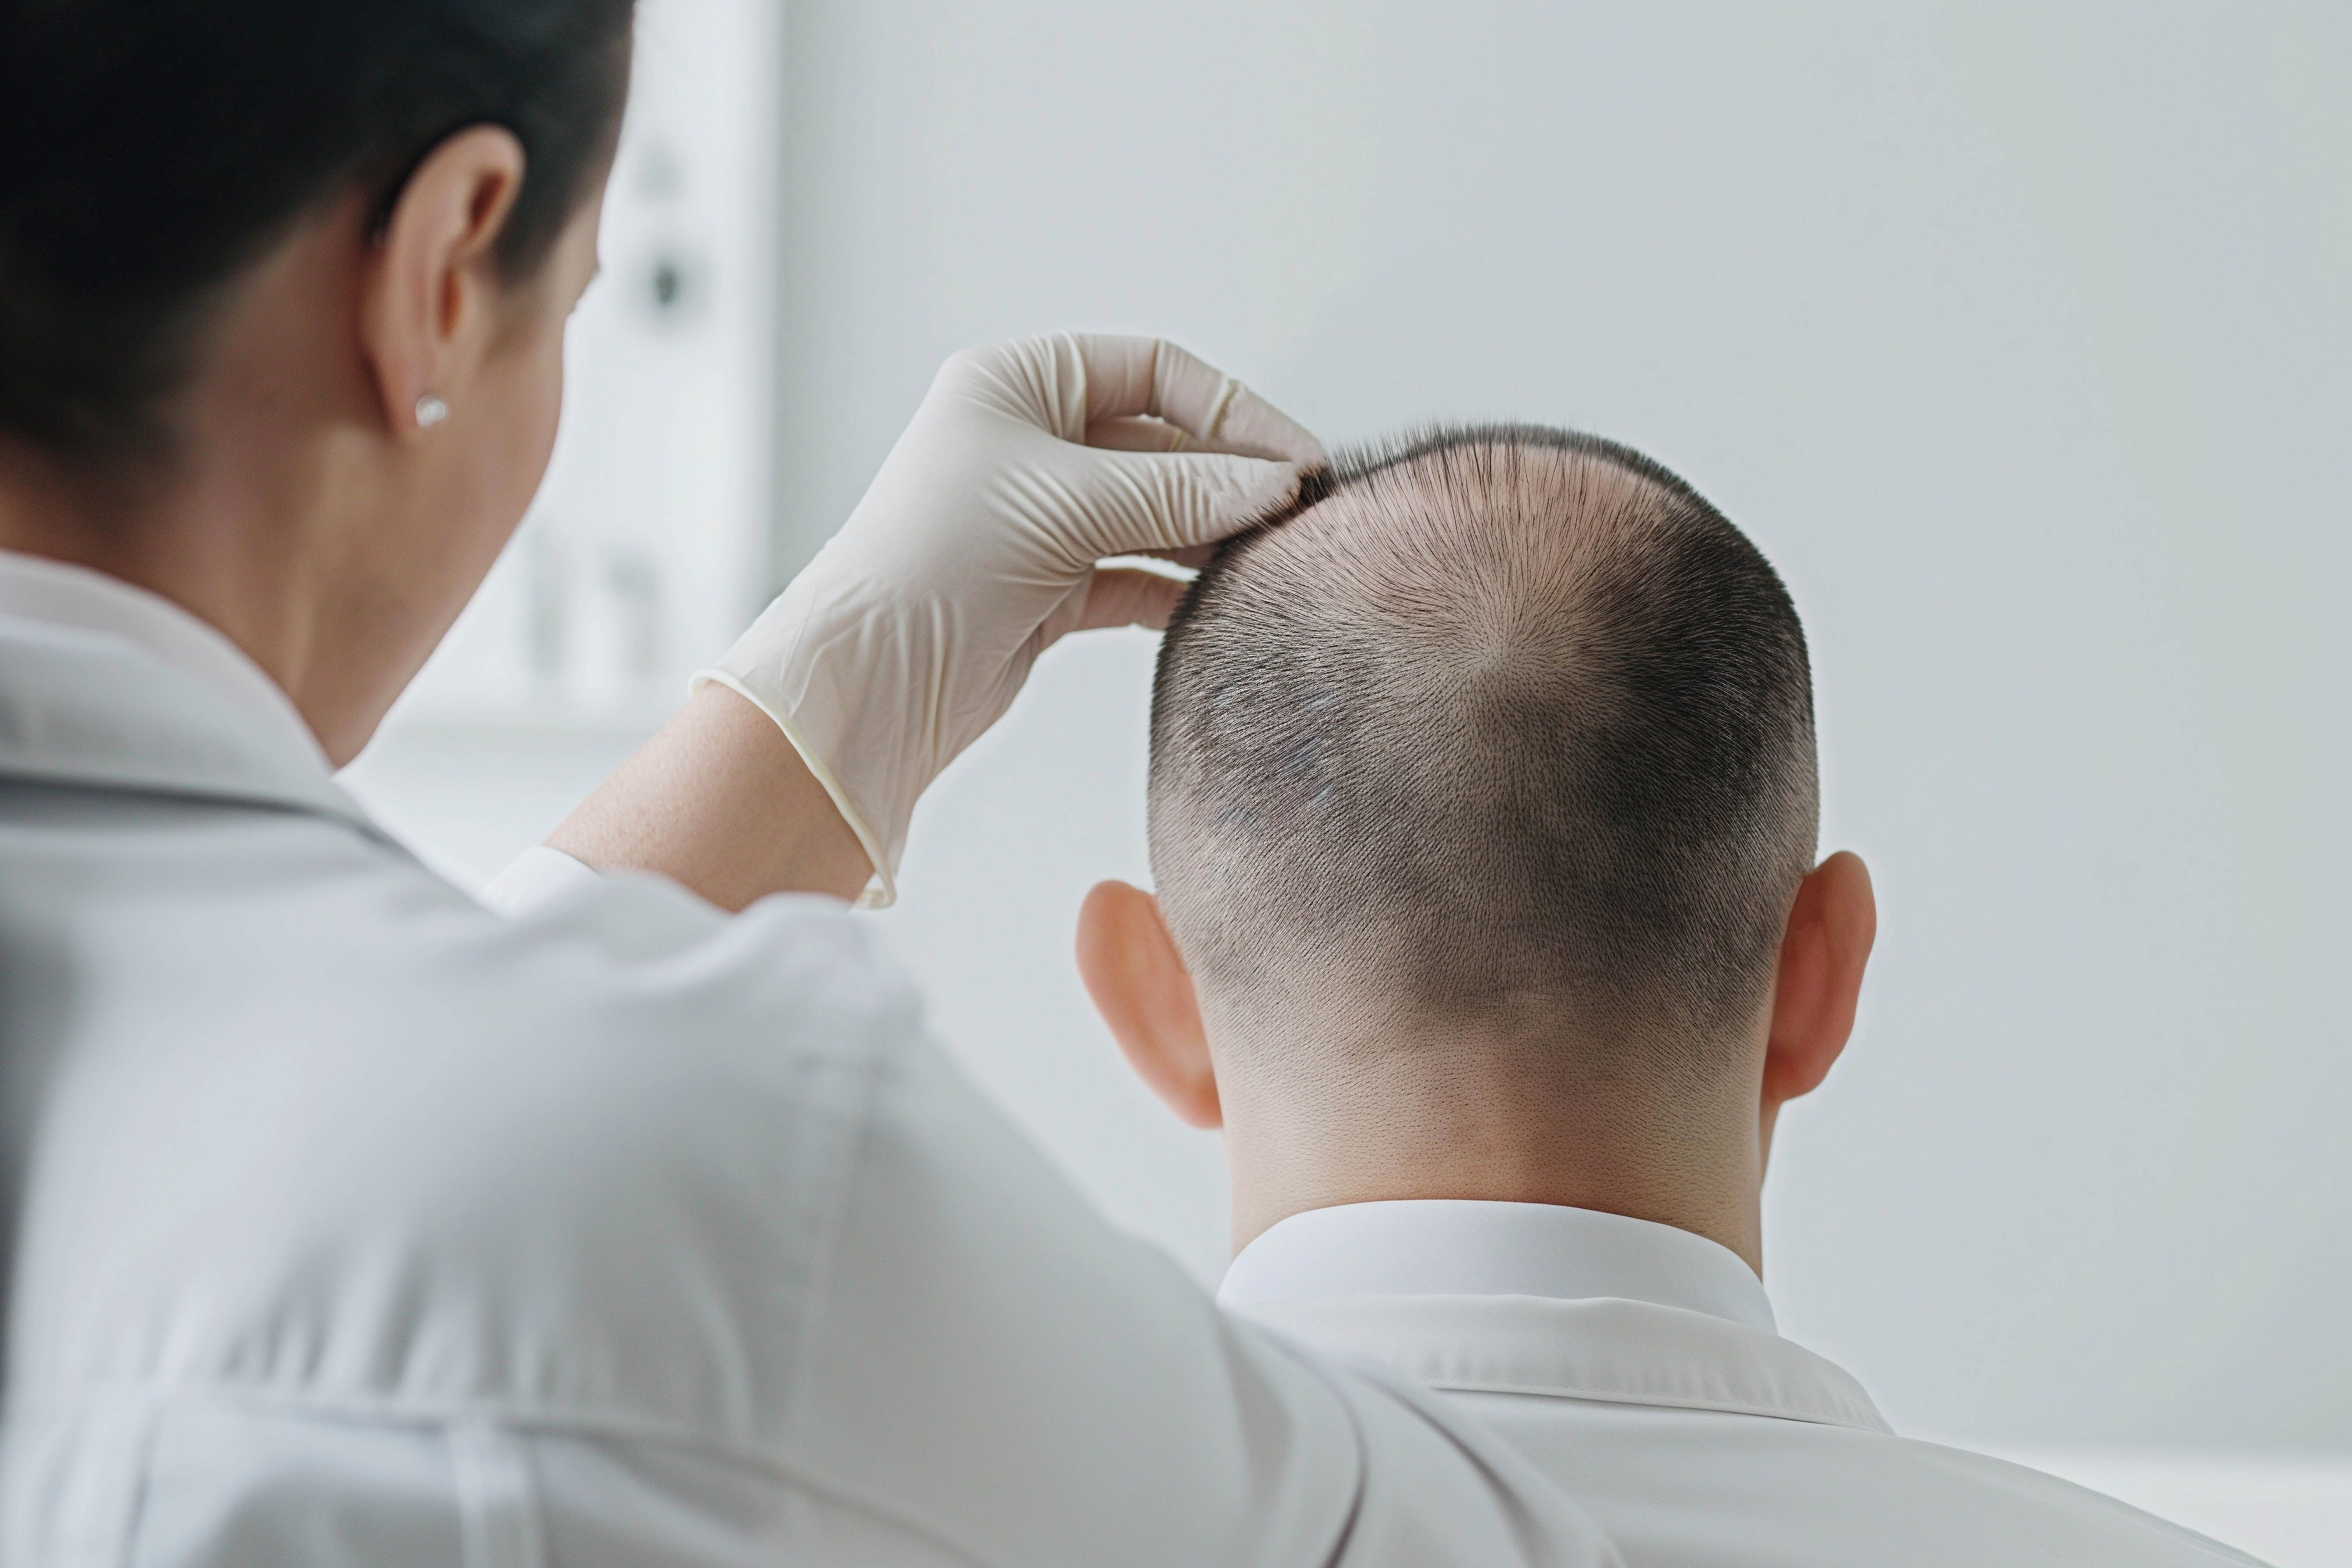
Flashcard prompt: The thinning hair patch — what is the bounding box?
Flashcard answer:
[1150,424,1818,1072]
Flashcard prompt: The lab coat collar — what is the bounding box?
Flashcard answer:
[1220,1200,1891,1433]
[0,551,374,833]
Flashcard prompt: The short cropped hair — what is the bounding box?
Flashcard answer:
[1149,425,1818,1067]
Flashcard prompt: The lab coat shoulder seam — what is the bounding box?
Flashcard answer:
[1439,1380,1892,1432]
[23,1382,1015,1568]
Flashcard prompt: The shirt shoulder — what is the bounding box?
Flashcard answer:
[1452,1390,2268,1566]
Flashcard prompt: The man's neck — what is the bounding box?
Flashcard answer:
[1218,1048,1769,1274]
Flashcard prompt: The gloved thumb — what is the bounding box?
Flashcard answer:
[1077,448,1312,557]
[1028,566,1194,658]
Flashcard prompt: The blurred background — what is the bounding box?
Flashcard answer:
[339,3,2352,1560]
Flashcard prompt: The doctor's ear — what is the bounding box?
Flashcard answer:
[361,125,528,437]
[1076,881,1222,1130]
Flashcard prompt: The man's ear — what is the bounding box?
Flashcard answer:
[1076,880,1222,1130]
[1762,851,1877,1113]
[360,125,527,438]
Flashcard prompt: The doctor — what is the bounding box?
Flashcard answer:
[0,4,1623,1567]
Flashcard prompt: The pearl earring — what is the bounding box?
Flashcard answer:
[414,393,450,430]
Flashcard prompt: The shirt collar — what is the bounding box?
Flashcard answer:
[1219,1199,1778,1333]
[1220,1200,1891,1433]
[0,549,329,771]
[0,549,372,833]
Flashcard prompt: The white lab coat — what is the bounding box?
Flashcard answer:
[0,555,1620,1568]
[1223,1201,2270,1568]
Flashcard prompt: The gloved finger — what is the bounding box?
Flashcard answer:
[1090,448,1308,553]
[1068,334,1325,464]
[1083,567,1191,632]
[1043,569,1192,652]
[1085,415,1194,453]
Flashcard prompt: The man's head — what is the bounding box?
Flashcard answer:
[1077,426,1875,1261]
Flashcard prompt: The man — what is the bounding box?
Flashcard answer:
[1075,425,2264,1565]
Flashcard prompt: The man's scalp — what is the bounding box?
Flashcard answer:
[1150,424,1818,1068]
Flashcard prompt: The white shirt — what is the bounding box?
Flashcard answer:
[1225,1200,2269,1567]
[0,551,1621,1568]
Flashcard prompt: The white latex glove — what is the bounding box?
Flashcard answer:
[695,333,1324,906]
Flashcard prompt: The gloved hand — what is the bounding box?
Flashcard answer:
[696,333,1323,906]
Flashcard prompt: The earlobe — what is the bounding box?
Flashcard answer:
[1075,881,1223,1130]
[1762,851,1877,1109]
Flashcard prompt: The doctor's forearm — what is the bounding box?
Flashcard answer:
[550,683,875,910]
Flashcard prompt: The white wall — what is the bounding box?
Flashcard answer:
[766,0,2352,1451]
[346,0,2352,1464]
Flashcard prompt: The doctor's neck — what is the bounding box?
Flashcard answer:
[0,198,426,764]
[0,123,611,769]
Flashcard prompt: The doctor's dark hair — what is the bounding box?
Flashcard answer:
[1149,425,1819,1068]
[0,0,636,469]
